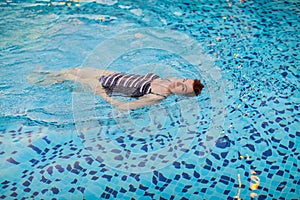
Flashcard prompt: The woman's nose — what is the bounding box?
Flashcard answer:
[176,82,183,86]
[178,83,185,89]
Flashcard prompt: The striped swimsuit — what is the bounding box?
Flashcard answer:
[99,72,160,98]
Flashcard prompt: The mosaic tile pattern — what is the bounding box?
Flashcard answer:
[0,0,299,199]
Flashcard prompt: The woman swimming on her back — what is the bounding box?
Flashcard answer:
[30,67,204,110]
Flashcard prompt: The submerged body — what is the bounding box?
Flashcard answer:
[99,72,161,98]
[29,68,204,110]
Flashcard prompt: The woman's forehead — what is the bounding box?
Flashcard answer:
[173,78,193,82]
[185,79,194,85]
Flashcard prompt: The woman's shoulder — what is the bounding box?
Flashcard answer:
[150,79,171,98]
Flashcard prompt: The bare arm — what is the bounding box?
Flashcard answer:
[113,94,165,110]
[95,86,165,110]
[71,77,165,110]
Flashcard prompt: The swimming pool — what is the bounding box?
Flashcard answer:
[0,0,299,199]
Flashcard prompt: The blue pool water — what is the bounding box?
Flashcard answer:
[0,0,299,199]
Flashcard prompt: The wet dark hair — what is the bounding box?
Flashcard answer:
[193,80,204,96]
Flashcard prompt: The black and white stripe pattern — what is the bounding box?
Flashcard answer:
[99,73,160,97]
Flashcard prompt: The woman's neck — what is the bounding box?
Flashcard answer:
[150,78,172,97]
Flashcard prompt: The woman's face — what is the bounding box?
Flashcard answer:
[169,78,196,96]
